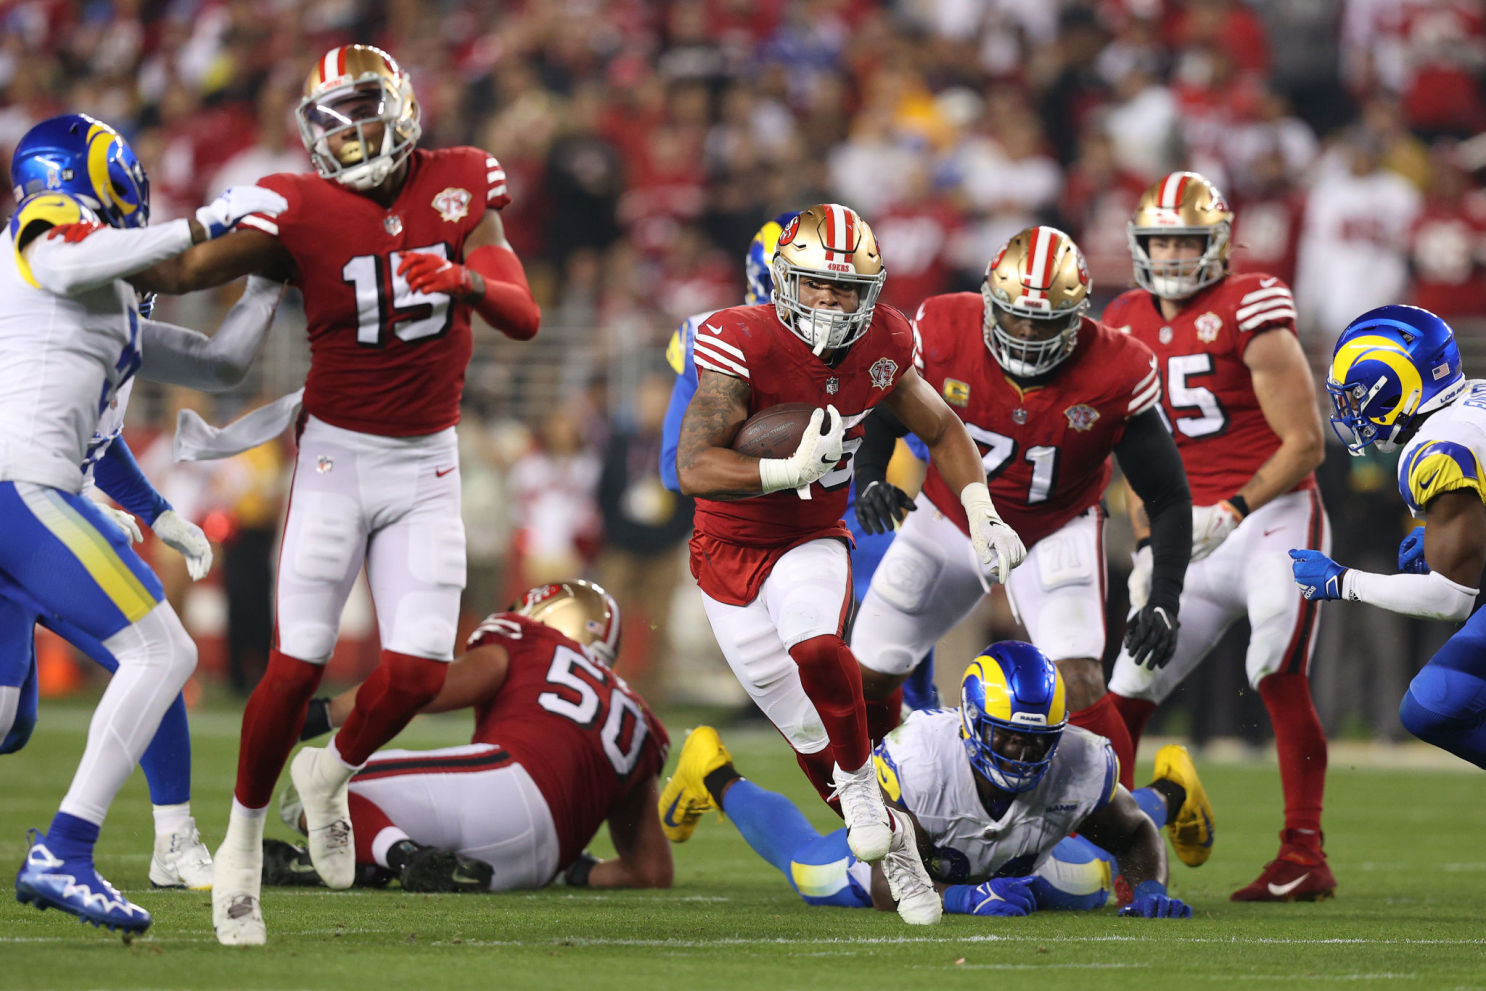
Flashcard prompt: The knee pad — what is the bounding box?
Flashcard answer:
[279,622,339,664]
[385,592,459,660]
[870,546,943,616]
[776,586,843,650]
[291,493,361,583]
[1106,654,1164,704]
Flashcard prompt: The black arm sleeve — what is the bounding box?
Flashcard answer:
[1114,408,1192,612]
[854,403,910,487]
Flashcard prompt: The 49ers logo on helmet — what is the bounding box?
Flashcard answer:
[777,213,801,246]
[515,584,563,610]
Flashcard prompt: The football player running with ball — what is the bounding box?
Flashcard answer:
[1294,306,1486,772]
[675,204,1025,892]
[134,45,542,945]
[850,226,1195,813]
[662,642,1201,925]
[1103,172,1333,902]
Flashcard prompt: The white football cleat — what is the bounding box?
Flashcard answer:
[832,761,893,863]
[212,833,265,946]
[290,747,355,890]
[883,808,942,925]
[149,817,214,890]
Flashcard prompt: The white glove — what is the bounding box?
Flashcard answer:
[758,405,843,497]
[195,186,289,240]
[961,482,1026,585]
[1128,543,1153,612]
[1191,501,1245,562]
[99,505,143,544]
[153,509,214,581]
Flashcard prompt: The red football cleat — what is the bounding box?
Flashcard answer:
[1230,830,1336,902]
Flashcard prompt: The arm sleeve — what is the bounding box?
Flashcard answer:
[94,437,171,525]
[467,244,539,340]
[854,404,910,488]
[1341,569,1478,622]
[1114,408,1192,611]
[139,275,283,391]
[24,218,195,296]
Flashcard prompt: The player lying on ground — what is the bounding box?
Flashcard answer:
[1293,304,1486,771]
[277,581,671,893]
[663,642,1205,923]
[132,44,543,945]
[2,113,285,932]
[676,203,1026,873]
[850,225,1192,783]
[1107,172,1333,902]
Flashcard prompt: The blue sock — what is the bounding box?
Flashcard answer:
[722,779,823,878]
[46,812,100,864]
[1132,786,1168,828]
[902,648,938,711]
[139,693,191,806]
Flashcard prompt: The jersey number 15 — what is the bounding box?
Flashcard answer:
[342,243,454,348]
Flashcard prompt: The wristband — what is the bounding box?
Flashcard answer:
[1131,879,1167,900]
[758,457,793,494]
[563,851,598,887]
[1227,494,1250,519]
[1135,537,1150,552]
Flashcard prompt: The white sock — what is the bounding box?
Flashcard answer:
[153,802,192,838]
[58,605,196,823]
[223,801,267,857]
[326,736,361,776]
[370,826,412,868]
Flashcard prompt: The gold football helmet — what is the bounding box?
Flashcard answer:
[981,226,1091,377]
[296,45,421,192]
[771,203,886,354]
[1127,171,1233,300]
[511,580,622,666]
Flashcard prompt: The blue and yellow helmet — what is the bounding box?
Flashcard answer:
[744,211,800,306]
[960,641,1067,794]
[1327,305,1466,456]
[10,114,150,230]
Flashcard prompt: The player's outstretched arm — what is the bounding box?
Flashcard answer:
[676,368,770,499]
[1080,785,1192,919]
[1292,489,1485,620]
[140,276,287,391]
[885,367,1026,583]
[130,228,292,295]
[585,777,674,889]
[1236,329,1326,512]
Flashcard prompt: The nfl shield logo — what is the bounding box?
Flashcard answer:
[432,187,473,223]
[1196,311,1222,343]
[383,214,403,236]
[1012,408,1028,425]
[316,455,334,474]
[1159,325,1173,345]
[869,358,898,390]
[1064,404,1100,432]
[825,377,839,395]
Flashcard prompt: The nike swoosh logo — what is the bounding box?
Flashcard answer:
[436,466,456,477]
[452,865,486,884]
[662,794,685,828]
[1268,873,1309,896]
[1261,277,1279,287]
[289,860,318,874]
[1263,527,1284,537]
[705,323,724,335]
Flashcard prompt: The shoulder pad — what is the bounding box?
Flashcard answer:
[10,192,89,244]
[1399,439,1486,515]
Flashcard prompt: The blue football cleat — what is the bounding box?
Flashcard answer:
[15,830,152,933]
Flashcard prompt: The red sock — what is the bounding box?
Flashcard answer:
[234,649,325,809]
[1110,693,1158,754]
[789,635,870,772]
[865,686,903,746]
[347,791,400,866]
[794,747,842,814]
[332,651,448,767]
[1070,693,1136,790]
[1259,672,1327,852]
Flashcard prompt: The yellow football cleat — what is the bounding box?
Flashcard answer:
[657,726,734,843]
[1153,744,1215,867]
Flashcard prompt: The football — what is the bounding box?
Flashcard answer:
[731,403,821,459]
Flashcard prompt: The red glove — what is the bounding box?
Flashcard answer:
[397,252,474,297]
[48,221,107,244]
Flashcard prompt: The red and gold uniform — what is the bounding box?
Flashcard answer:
[347,614,668,886]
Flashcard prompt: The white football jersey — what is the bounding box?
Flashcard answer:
[874,709,1117,884]
[80,379,135,493]
[1395,380,1486,520]
[0,192,142,494]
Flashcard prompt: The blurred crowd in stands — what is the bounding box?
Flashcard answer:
[5,0,1486,741]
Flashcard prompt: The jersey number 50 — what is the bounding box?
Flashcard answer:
[342,243,454,348]
[537,645,650,777]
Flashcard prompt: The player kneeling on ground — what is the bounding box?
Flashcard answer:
[662,642,1205,924]
[281,581,672,892]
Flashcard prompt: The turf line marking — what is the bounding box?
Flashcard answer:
[917,963,1150,971]
[1201,975,1418,982]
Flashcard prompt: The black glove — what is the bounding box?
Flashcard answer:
[855,480,916,535]
[1125,603,1180,669]
[299,697,333,741]
[560,851,600,887]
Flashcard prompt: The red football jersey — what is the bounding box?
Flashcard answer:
[466,613,669,869]
[688,303,916,605]
[245,147,511,437]
[913,293,1160,549]
[1102,272,1315,506]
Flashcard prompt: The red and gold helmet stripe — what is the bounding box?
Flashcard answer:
[819,203,860,263]
[302,44,406,100]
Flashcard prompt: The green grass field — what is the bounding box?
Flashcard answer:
[2,703,1484,991]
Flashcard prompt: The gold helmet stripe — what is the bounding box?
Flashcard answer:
[1025,225,1057,300]
[821,203,858,263]
[1158,172,1191,209]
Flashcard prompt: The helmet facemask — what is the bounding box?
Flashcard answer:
[297,78,420,192]
[772,254,883,355]
[960,692,1063,794]
[982,292,1085,378]
[1129,224,1231,300]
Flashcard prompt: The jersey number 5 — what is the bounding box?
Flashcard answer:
[342,243,454,348]
[537,645,649,776]
[1166,354,1229,438]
